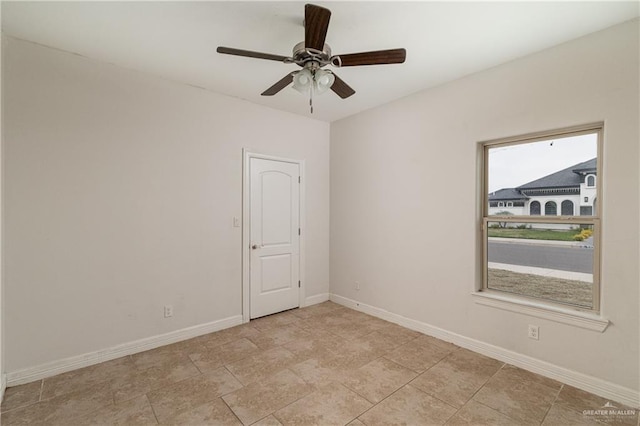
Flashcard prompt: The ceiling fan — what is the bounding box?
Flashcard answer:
[217,3,406,112]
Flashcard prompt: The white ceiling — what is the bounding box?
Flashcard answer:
[2,1,638,122]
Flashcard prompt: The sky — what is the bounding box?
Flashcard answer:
[488,133,598,193]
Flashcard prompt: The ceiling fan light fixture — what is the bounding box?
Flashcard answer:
[292,68,313,94]
[314,69,335,95]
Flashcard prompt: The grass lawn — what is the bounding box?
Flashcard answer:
[487,227,578,241]
[488,268,592,308]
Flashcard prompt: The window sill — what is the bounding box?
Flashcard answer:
[472,291,609,332]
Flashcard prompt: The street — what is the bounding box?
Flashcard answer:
[488,241,593,273]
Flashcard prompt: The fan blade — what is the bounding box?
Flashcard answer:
[305,4,331,51]
[330,73,355,99]
[217,46,289,62]
[261,73,294,96]
[334,48,406,67]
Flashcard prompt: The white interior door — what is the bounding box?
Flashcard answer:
[249,157,300,319]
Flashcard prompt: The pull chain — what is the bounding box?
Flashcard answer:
[309,82,314,114]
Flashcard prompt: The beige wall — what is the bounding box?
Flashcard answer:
[0,27,4,394]
[330,19,639,391]
[3,37,330,372]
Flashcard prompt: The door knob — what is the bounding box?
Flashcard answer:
[252,244,259,250]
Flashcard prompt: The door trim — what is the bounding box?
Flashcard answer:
[242,150,306,323]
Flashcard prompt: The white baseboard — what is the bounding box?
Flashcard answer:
[305,292,330,307]
[1,373,6,404]
[6,315,243,387]
[330,293,640,409]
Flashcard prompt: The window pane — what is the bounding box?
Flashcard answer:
[530,201,540,215]
[488,133,598,217]
[487,221,594,308]
[545,201,557,215]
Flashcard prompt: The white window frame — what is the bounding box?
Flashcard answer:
[475,123,608,331]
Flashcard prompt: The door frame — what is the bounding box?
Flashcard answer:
[242,150,306,323]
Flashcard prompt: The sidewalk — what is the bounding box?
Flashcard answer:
[489,236,594,249]
[488,262,593,283]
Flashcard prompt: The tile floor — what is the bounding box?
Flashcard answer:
[1,302,637,425]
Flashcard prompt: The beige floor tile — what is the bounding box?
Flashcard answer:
[274,382,372,426]
[375,323,422,343]
[410,349,503,408]
[131,340,205,371]
[329,322,385,340]
[222,369,313,425]
[147,367,242,423]
[556,384,638,424]
[4,305,629,426]
[197,324,262,350]
[252,414,284,426]
[342,357,418,404]
[112,359,205,404]
[542,403,601,425]
[283,331,347,359]
[74,394,158,425]
[247,323,311,349]
[293,318,338,334]
[414,335,459,352]
[351,330,411,354]
[163,398,242,426]
[250,311,299,331]
[0,380,42,412]
[473,365,561,424]
[445,400,519,425]
[359,384,458,425]
[290,356,358,388]
[137,354,201,385]
[41,357,135,400]
[0,382,114,426]
[551,386,639,426]
[331,338,387,370]
[252,414,284,425]
[311,312,360,329]
[384,337,453,373]
[191,338,260,374]
[290,301,343,320]
[225,347,299,385]
[498,364,563,390]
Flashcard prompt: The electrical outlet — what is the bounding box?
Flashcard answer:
[164,305,173,318]
[528,324,539,340]
[355,281,360,291]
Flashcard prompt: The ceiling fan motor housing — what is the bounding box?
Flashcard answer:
[292,41,334,68]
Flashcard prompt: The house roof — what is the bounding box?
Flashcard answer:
[517,158,596,190]
[488,188,529,201]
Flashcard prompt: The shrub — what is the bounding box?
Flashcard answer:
[580,229,593,238]
[573,234,584,241]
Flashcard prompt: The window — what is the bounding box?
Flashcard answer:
[544,201,557,216]
[498,202,504,207]
[482,123,601,312]
[507,202,513,207]
[530,201,541,215]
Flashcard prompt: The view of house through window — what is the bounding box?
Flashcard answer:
[483,126,601,310]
